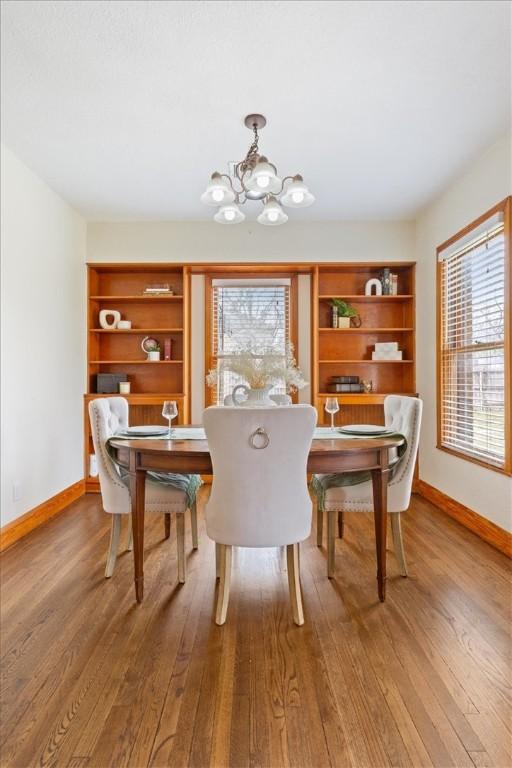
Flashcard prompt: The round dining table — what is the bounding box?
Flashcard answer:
[109,432,405,605]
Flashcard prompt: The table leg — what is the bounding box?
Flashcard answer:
[371,448,389,603]
[129,468,146,603]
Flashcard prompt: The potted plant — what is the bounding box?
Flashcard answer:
[330,299,360,328]
[147,342,160,361]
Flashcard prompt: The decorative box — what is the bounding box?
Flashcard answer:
[372,350,403,360]
[374,342,399,353]
[331,376,360,384]
[96,373,128,393]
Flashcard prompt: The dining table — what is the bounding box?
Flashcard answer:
[109,429,405,605]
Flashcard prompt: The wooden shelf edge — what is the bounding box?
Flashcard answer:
[90,360,183,364]
[89,328,184,333]
[318,327,414,332]
[89,295,183,301]
[318,359,414,364]
[318,295,413,301]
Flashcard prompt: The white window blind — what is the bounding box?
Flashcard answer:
[211,279,291,405]
[438,213,506,468]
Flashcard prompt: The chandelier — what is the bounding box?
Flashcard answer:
[200,114,315,226]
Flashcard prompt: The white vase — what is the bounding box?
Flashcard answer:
[232,384,276,408]
[147,350,160,361]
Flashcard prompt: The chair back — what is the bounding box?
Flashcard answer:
[204,405,317,546]
[384,396,423,510]
[88,397,130,514]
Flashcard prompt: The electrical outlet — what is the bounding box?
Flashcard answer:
[12,483,21,502]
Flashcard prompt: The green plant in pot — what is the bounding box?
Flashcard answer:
[330,299,361,328]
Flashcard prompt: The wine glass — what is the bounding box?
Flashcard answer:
[162,400,178,436]
[324,397,340,430]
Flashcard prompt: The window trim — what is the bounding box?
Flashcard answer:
[204,271,299,407]
[436,196,512,475]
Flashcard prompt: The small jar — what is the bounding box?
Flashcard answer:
[119,381,131,395]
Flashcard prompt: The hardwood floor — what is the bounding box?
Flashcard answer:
[1,488,510,768]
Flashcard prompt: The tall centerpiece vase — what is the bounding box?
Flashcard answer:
[232,384,276,408]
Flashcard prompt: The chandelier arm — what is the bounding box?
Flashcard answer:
[273,175,295,196]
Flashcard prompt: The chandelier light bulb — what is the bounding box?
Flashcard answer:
[200,173,235,207]
[280,175,315,209]
[256,175,270,189]
[214,203,245,224]
[257,197,288,226]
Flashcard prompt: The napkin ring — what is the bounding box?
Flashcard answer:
[249,428,270,450]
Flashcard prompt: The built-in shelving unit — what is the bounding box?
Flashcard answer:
[84,263,191,491]
[312,263,416,426]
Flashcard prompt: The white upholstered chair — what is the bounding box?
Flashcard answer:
[88,397,198,581]
[203,405,317,625]
[315,395,422,578]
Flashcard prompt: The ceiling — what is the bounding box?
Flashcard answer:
[1,0,510,221]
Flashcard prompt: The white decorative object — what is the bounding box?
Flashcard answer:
[232,384,276,408]
[372,349,403,360]
[374,342,399,353]
[365,278,382,296]
[337,316,350,328]
[99,309,121,329]
[117,320,132,330]
[119,381,131,394]
[148,350,160,361]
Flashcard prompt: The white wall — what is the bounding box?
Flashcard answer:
[87,220,415,264]
[1,144,86,526]
[415,133,512,532]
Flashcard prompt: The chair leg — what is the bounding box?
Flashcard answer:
[105,514,122,578]
[286,543,304,626]
[177,514,186,583]
[126,518,133,551]
[391,513,408,577]
[215,544,232,625]
[316,504,323,547]
[190,501,199,550]
[327,511,336,579]
[164,513,171,540]
[338,510,344,539]
[215,542,221,579]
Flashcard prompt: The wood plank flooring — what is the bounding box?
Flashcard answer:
[0,488,510,768]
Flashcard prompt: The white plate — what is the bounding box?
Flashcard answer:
[339,424,391,434]
[124,425,169,436]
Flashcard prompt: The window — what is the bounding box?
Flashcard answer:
[437,198,511,473]
[209,278,292,405]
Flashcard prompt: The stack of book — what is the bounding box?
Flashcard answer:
[143,284,174,295]
[380,269,399,295]
[327,376,364,393]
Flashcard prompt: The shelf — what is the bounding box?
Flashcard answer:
[319,327,413,333]
[318,295,413,301]
[90,328,183,333]
[89,295,183,302]
[319,359,413,364]
[90,360,183,364]
[318,392,416,397]
[84,392,185,400]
